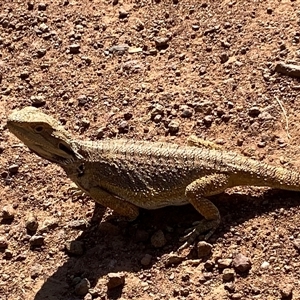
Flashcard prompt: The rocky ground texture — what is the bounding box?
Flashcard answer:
[1,0,300,299]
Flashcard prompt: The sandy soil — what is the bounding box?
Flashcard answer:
[1,0,300,299]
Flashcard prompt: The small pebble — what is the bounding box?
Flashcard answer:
[96,127,106,139]
[224,282,235,292]
[75,278,90,296]
[2,274,10,281]
[69,44,80,54]
[153,114,162,123]
[149,48,158,55]
[204,260,214,270]
[122,60,142,71]
[118,120,129,134]
[179,53,185,60]
[89,288,100,297]
[1,171,9,179]
[0,144,4,154]
[30,95,46,107]
[135,229,149,242]
[150,230,167,248]
[109,44,129,53]
[20,71,29,80]
[220,52,229,63]
[194,101,214,114]
[164,253,185,267]
[98,222,120,236]
[29,235,44,246]
[217,258,232,269]
[72,277,81,286]
[38,217,59,233]
[135,20,144,31]
[27,1,34,10]
[181,274,190,282]
[128,47,143,54]
[36,48,46,58]
[203,115,214,126]
[199,67,206,75]
[119,9,129,19]
[293,238,300,251]
[15,253,27,261]
[257,141,266,148]
[231,293,242,300]
[197,241,212,258]
[203,272,213,280]
[280,284,293,299]
[81,56,91,64]
[221,40,231,48]
[151,103,164,117]
[248,106,261,117]
[124,112,133,120]
[30,264,43,279]
[227,101,234,108]
[4,249,13,259]
[77,95,88,106]
[221,114,231,122]
[0,236,8,249]
[26,213,38,232]
[168,120,180,134]
[266,7,273,14]
[65,240,84,255]
[68,219,88,230]
[155,37,169,49]
[80,119,90,129]
[84,293,92,300]
[1,205,15,220]
[222,268,235,281]
[236,138,244,146]
[8,164,19,175]
[232,253,251,273]
[180,106,193,118]
[260,261,270,269]
[38,3,47,10]
[141,254,152,266]
[39,23,49,32]
[107,272,125,289]
[180,287,189,297]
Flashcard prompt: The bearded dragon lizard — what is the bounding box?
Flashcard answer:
[7,106,300,247]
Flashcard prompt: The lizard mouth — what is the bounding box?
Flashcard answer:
[58,142,76,157]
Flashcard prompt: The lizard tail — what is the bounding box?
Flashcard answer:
[250,163,300,191]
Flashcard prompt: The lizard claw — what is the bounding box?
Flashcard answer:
[178,219,220,250]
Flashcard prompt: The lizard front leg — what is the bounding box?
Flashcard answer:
[89,187,140,221]
[181,173,231,248]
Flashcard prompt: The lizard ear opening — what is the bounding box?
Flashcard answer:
[58,142,76,157]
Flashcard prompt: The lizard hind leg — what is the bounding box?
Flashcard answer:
[180,173,231,249]
[187,135,222,150]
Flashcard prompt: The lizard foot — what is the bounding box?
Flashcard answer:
[68,183,86,197]
[178,219,220,250]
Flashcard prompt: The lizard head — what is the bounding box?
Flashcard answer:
[7,106,81,164]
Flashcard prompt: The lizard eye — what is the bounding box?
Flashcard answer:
[34,125,44,133]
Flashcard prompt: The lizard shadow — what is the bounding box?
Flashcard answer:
[33,188,300,300]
